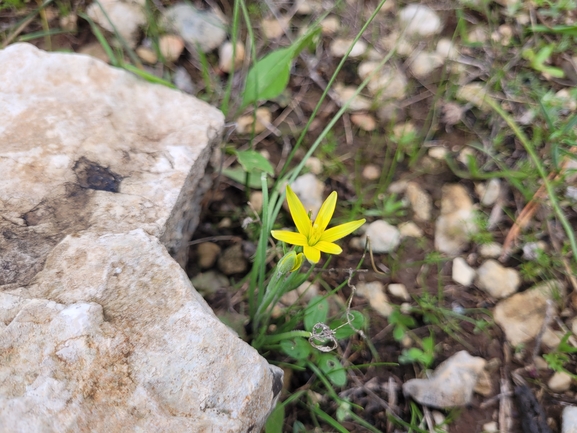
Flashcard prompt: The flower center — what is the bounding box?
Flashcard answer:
[309,223,323,245]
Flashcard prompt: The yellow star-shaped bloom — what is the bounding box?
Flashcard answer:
[271,185,366,263]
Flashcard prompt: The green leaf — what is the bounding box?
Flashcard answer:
[265,403,285,433]
[393,326,405,341]
[280,337,311,360]
[236,150,274,175]
[317,353,347,387]
[332,311,366,339]
[241,27,320,108]
[222,167,269,189]
[304,296,329,332]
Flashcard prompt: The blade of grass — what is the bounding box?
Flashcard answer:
[78,12,119,66]
[1,0,54,48]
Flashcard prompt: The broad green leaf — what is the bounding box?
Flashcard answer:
[280,337,311,360]
[317,353,347,387]
[242,47,293,108]
[304,296,329,332]
[265,403,285,433]
[236,150,274,175]
[242,27,320,108]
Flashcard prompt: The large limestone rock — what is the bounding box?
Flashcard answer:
[0,43,282,432]
[2,230,283,432]
[0,43,223,287]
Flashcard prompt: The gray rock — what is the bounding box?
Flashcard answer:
[563,406,577,433]
[163,4,227,53]
[0,43,224,288]
[475,260,520,299]
[218,243,248,275]
[494,280,566,346]
[403,351,486,408]
[0,44,280,432]
[1,230,282,432]
[363,220,401,253]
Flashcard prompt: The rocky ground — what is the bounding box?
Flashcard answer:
[2,0,577,432]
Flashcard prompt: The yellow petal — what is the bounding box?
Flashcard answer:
[313,191,337,233]
[315,241,342,255]
[320,219,366,243]
[286,185,311,238]
[271,230,307,246]
[303,244,321,263]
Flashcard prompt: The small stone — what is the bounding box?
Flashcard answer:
[392,122,416,141]
[136,46,158,64]
[457,83,490,111]
[249,191,263,213]
[563,406,577,433]
[358,61,407,101]
[479,242,502,258]
[190,270,229,296]
[434,184,477,255]
[219,41,245,73]
[535,356,549,370]
[494,280,566,346]
[87,0,147,48]
[218,243,248,275]
[304,156,323,175]
[572,317,577,336]
[349,236,364,251]
[549,372,572,392]
[236,107,272,134]
[334,83,372,111]
[483,422,499,432]
[330,38,367,58]
[474,369,493,396]
[79,42,110,63]
[477,178,501,206]
[468,26,489,43]
[159,34,185,62]
[380,32,414,57]
[388,283,410,301]
[295,0,322,14]
[475,260,520,299]
[428,146,448,159]
[522,241,547,260]
[163,4,227,53]
[363,220,400,253]
[173,66,195,94]
[436,38,458,60]
[403,351,486,408]
[406,182,432,221]
[362,164,381,180]
[261,17,289,39]
[388,180,408,194]
[290,173,325,219]
[351,113,377,131]
[321,16,340,35]
[399,221,423,238]
[409,51,444,79]
[356,281,393,317]
[542,327,563,349]
[452,257,475,287]
[197,242,221,269]
[218,217,232,228]
[59,13,78,32]
[280,281,319,305]
[399,4,442,38]
[432,411,445,426]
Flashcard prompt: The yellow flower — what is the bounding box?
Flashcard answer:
[271,185,366,263]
